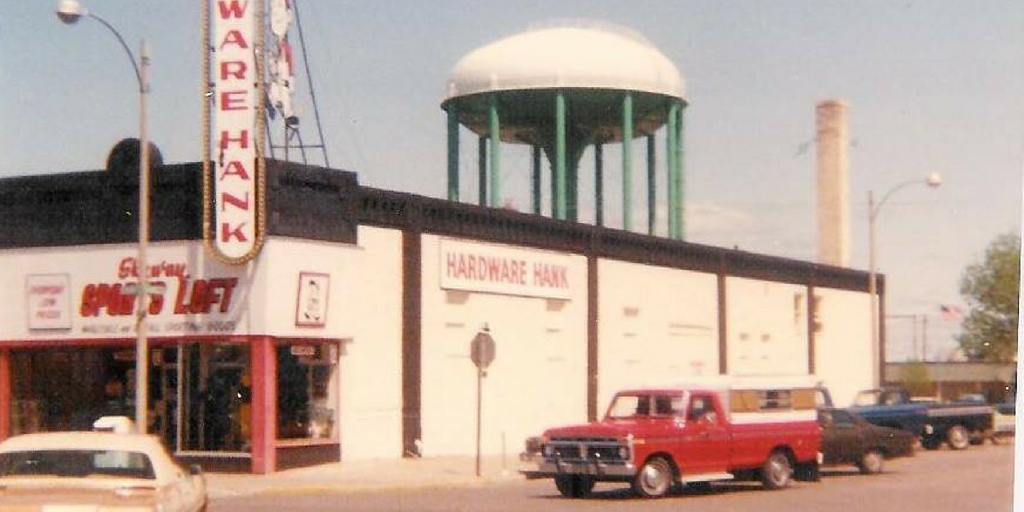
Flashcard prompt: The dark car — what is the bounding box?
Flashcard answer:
[818,407,915,474]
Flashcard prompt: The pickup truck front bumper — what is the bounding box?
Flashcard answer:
[522,458,636,480]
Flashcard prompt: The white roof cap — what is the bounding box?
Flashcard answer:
[93,415,135,434]
[446,22,685,101]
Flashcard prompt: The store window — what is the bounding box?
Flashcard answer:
[277,343,338,440]
[10,348,134,435]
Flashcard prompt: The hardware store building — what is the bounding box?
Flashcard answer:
[0,158,882,473]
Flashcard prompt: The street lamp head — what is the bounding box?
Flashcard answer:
[926,172,942,188]
[56,0,86,24]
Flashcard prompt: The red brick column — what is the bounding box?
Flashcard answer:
[250,337,277,474]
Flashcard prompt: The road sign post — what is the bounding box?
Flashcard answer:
[470,327,495,477]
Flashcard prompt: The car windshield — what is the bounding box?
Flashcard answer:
[0,450,155,479]
[606,394,684,419]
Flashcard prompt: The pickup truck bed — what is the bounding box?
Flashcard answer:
[849,389,994,450]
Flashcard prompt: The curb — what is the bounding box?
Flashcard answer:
[207,470,527,499]
[256,476,514,497]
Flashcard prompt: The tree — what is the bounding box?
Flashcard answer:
[898,361,933,397]
[957,232,1020,362]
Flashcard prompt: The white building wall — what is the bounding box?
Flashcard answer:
[813,287,873,406]
[418,235,588,457]
[339,226,404,460]
[596,260,719,413]
[726,277,809,376]
[257,238,360,339]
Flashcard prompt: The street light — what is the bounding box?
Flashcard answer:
[57,0,151,434]
[868,172,941,385]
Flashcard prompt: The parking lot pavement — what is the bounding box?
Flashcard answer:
[209,443,1015,512]
[205,454,526,498]
[207,441,1016,504]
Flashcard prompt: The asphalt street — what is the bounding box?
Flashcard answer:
[211,442,1014,512]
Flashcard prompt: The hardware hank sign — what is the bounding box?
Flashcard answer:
[213,0,258,260]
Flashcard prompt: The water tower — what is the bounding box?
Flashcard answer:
[442,22,687,238]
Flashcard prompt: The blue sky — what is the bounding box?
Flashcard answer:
[2,0,1021,362]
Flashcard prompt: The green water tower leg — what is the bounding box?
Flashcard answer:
[555,91,567,220]
[646,134,655,235]
[666,102,679,239]
[677,106,686,240]
[447,104,460,202]
[663,102,679,240]
[489,95,501,208]
[532,145,542,215]
[568,151,578,222]
[478,136,487,207]
[622,93,633,231]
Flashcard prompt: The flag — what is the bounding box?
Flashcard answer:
[939,304,962,321]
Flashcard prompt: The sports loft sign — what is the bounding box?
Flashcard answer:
[202,0,267,264]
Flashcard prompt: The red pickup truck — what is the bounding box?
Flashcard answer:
[524,380,822,498]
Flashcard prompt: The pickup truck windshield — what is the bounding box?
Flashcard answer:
[607,394,685,419]
[853,391,882,406]
[854,389,910,406]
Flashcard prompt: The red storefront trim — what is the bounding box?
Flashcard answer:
[0,349,10,442]
[250,336,277,474]
[0,335,258,349]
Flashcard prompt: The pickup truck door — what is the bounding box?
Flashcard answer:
[678,393,730,474]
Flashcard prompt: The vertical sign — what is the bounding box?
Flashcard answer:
[268,0,296,123]
[204,0,266,263]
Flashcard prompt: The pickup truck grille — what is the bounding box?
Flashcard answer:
[545,437,628,462]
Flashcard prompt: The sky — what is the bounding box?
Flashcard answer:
[2,0,1021,363]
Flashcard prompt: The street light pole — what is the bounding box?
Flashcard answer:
[136,40,151,436]
[868,173,942,385]
[57,0,151,434]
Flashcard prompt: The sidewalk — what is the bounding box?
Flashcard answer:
[205,455,529,499]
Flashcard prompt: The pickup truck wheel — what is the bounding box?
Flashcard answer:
[857,449,884,474]
[633,457,673,498]
[554,475,594,498]
[947,425,970,450]
[921,436,942,450]
[760,452,792,490]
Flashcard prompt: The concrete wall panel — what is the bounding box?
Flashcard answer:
[814,287,873,406]
[340,226,404,460]
[596,260,719,413]
[418,235,588,456]
[725,277,809,376]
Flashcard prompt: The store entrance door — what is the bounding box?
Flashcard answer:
[171,342,251,454]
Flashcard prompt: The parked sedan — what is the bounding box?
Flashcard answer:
[0,431,206,511]
[818,407,915,474]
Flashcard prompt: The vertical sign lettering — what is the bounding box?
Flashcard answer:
[205,0,264,263]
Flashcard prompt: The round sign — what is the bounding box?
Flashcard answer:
[470,331,496,369]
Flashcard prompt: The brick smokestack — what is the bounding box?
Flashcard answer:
[815,100,850,267]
